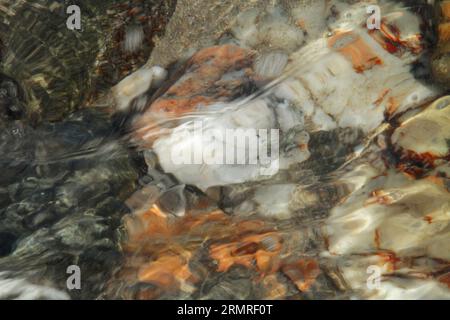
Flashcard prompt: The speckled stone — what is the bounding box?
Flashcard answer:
[0,109,139,299]
[431,1,450,87]
[0,0,176,123]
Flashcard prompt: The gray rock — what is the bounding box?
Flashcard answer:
[0,108,138,299]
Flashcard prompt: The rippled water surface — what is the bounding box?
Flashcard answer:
[0,0,449,300]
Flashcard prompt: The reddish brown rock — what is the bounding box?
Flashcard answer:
[133,44,256,145]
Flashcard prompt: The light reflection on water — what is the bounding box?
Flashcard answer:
[0,0,449,300]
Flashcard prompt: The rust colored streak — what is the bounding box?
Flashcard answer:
[138,252,196,288]
[423,215,433,224]
[133,44,256,147]
[369,30,400,54]
[396,150,438,176]
[373,89,391,107]
[438,22,450,43]
[384,41,400,54]
[210,243,255,272]
[377,251,401,272]
[296,19,306,30]
[328,31,383,73]
[175,210,228,231]
[150,96,216,115]
[380,22,400,45]
[439,272,450,289]
[380,22,422,54]
[123,205,169,246]
[386,96,399,115]
[156,44,254,107]
[442,2,450,20]
[366,189,395,205]
[121,201,283,295]
[374,228,381,249]
[397,164,424,178]
[298,143,308,151]
[209,232,283,274]
[189,44,252,67]
[281,259,321,292]
[369,20,423,55]
[323,235,330,251]
[425,175,445,188]
[125,207,232,247]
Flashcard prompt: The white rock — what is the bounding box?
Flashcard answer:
[0,272,69,300]
[112,66,167,112]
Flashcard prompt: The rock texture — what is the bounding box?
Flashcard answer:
[111,0,449,300]
[0,109,139,299]
[431,0,450,88]
[0,0,176,123]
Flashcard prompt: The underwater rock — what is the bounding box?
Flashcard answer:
[280,0,439,133]
[0,0,176,123]
[1,0,447,301]
[147,0,335,67]
[111,0,450,300]
[431,0,450,88]
[0,272,69,300]
[112,65,167,112]
[0,109,138,299]
[324,99,450,299]
[135,44,257,131]
[129,0,439,192]
[0,73,26,124]
[133,44,312,190]
[231,6,305,53]
[157,185,187,217]
[392,95,450,160]
[146,0,270,68]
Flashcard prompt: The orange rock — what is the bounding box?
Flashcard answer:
[281,259,321,292]
[150,96,216,115]
[374,228,381,249]
[328,31,383,73]
[373,89,391,107]
[395,150,438,177]
[386,96,399,115]
[377,251,401,272]
[369,29,400,54]
[123,205,169,246]
[368,19,423,55]
[209,232,283,274]
[132,44,256,147]
[425,175,446,188]
[438,22,450,43]
[423,215,433,224]
[145,45,254,116]
[138,251,195,289]
[379,21,422,54]
[189,45,252,68]
[365,189,398,206]
[441,2,450,21]
[120,191,290,298]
